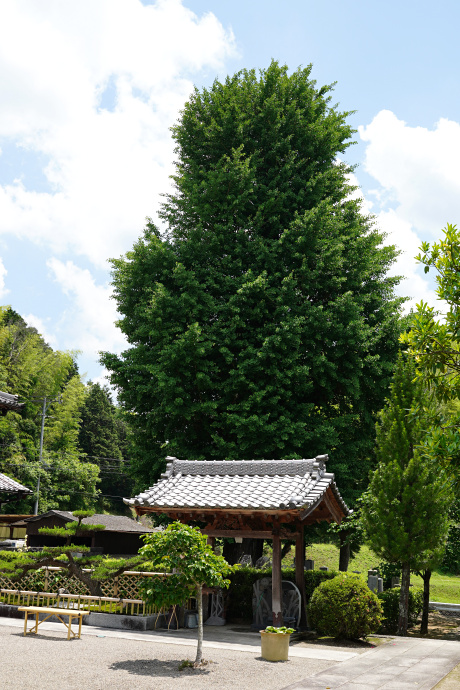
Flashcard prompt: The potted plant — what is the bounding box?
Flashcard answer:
[260,625,295,661]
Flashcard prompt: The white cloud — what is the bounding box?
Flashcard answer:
[375,209,438,312]
[24,313,58,347]
[0,1,236,377]
[46,257,126,357]
[358,110,460,312]
[0,258,8,300]
[0,0,236,266]
[345,168,374,215]
[359,110,460,237]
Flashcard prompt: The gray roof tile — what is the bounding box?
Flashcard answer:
[25,510,154,533]
[125,456,349,516]
[0,391,24,412]
[0,473,32,494]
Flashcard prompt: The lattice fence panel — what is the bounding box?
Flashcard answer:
[46,570,90,595]
[0,568,163,600]
[0,570,47,592]
[116,572,149,599]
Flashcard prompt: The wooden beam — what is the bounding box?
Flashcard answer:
[298,502,318,521]
[295,523,308,628]
[321,490,338,523]
[272,527,283,626]
[201,529,300,540]
[202,529,272,539]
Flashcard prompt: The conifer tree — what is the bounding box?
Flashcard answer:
[78,382,134,512]
[0,511,148,596]
[361,355,453,635]
[102,62,405,502]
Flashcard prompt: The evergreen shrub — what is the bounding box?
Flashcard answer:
[378,587,423,633]
[376,561,401,589]
[308,573,383,639]
[441,525,460,574]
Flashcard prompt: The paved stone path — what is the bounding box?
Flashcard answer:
[281,636,460,690]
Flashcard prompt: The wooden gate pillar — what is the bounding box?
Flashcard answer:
[295,522,308,628]
[272,528,283,626]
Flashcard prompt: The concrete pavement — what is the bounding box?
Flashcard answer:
[281,636,460,690]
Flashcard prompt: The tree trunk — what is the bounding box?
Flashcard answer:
[194,583,203,666]
[281,541,292,560]
[68,561,103,597]
[339,532,350,572]
[88,579,103,597]
[222,538,263,565]
[398,561,411,636]
[420,569,431,635]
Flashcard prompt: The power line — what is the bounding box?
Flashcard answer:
[0,461,132,477]
[0,444,131,465]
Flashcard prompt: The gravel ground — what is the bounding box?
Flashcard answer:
[1,626,334,690]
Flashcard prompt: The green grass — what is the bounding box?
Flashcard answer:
[280,543,460,604]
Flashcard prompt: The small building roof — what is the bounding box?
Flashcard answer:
[125,456,348,521]
[0,391,24,414]
[0,473,32,495]
[24,510,153,534]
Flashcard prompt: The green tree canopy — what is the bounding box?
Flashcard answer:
[78,382,134,513]
[361,355,453,635]
[402,223,460,401]
[102,62,405,502]
[139,522,232,666]
[0,307,100,513]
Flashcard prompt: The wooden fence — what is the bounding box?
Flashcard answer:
[0,588,156,615]
[0,566,164,600]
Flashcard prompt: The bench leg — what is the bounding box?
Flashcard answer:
[78,615,83,639]
[35,612,39,634]
[23,611,28,636]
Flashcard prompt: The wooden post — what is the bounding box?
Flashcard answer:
[295,522,308,628]
[272,529,283,626]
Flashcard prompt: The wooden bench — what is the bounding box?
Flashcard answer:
[18,606,90,640]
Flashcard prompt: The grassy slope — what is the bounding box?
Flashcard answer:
[281,543,460,604]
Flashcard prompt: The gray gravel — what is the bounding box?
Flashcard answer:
[1,626,333,690]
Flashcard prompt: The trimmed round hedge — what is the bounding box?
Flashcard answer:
[308,573,383,639]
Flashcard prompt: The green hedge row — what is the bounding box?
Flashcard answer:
[226,567,337,622]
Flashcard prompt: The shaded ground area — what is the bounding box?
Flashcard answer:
[0,625,333,690]
[408,610,460,641]
[291,634,391,651]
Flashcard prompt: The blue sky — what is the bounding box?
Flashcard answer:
[0,0,459,383]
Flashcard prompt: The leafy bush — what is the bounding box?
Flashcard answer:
[378,587,423,633]
[376,561,401,589]
[226,567,337,622]
[441,525,460,574]
[308,573,383,639]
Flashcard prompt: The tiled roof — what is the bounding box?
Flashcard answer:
[0,473,32,494]
[24,511,153,533]
[124,456,348,515]
[0,391,24,412]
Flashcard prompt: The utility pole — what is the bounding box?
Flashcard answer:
[33,395,62,515]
